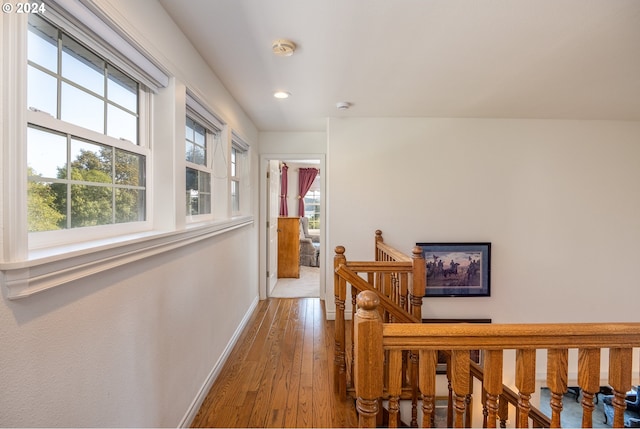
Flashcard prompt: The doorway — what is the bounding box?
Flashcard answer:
[259,154,325,301]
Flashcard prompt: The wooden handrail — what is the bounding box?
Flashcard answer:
[335,264,419,323]
[355,290,640,428]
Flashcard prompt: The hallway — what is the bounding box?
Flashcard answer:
[191,298,358,428]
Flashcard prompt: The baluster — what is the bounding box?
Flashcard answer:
[399,272,408,312]
[447,366,454,428]
[410,351,419,427]
[484,350,504,428]
[451,350,470,427]
[498,394,509,428]
[482,387,488,428]
[547,348,568,428]
[465,394,472,428]
[419,350,437,428]
[516,349,536,428]
[388,349,403,428]
[578,348,601,428]
[609,347,633,428]
[354,291,384,428]
[334,246,347,398]
[351,284,357,388]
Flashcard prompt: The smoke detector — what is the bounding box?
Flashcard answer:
[336,101,351,110]
[272,39,296,57]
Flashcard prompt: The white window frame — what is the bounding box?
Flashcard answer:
[25,12,153,248]
[231,132,249,216]
[186,90,224,222]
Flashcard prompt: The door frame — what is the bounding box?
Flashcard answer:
[259,153,326,300]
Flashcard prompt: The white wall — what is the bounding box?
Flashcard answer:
[326,117,640,324]
[0,0,260,427]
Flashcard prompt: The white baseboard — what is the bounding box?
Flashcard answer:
[178,295,260,428]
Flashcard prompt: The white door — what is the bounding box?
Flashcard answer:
[267,160,280,293]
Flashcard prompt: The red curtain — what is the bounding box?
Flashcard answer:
[298,168,319,217]
[279,163,288,216]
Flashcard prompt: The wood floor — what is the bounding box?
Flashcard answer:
[190,297,358,428]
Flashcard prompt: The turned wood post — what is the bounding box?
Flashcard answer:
[578,348,601,428]
[334,245,347,398]
[410,246,425,321]
[484,350,504,428]
[516,349,536,428]
[388,349,403,428]
[354,290,384,428]
[451,350,470,428]
[419,350,438,428]
[547,348,568,428]
[609,347,633,428]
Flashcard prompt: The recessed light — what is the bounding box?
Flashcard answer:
[274,91,291,99]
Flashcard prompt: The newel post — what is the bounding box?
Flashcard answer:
[334,245,347,398]
[354,290,384,428]
[410,246,426,321]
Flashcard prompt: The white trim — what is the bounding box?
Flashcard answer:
[44,0,169,91]
[1,12,29,262]
[231,131,250,152]
[179,295,260,428]
[1,215,253,300]
[258,153,326,302]
[186,90,225,133]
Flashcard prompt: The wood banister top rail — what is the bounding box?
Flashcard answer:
[335,264,420,324]
[341,261,413,272]
[382,322,640,349]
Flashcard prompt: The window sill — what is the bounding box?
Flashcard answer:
[1,216,253,300]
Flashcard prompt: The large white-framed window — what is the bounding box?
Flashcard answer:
[27,13,148,242]
[231,133,249,215]
[186,91,223,221]
[20,3,170,251]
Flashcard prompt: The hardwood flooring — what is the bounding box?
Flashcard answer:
[191,298,358,428]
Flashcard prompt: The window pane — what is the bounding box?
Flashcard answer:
[28,14,58,73]
[191,144,205,165]
[107,104,137,144]
[186,167,198,191]
[185,117,206,165]
[27,180,65,232]
[186,117,194,140]
[70,184,113,227]
[231,148,237,176]
[107,66,137,112]
[61,82,104,133]
[199,171,210,193]
[27,127,67,178]
[115,188,144,223]
[61,34,105,96]
[71,139,112,184]
[186,168,210,215]
[231,180,239,212]
[200,193,211,215]
[115,150,144,186]
[27,65,58,116]
[194,123,205,145]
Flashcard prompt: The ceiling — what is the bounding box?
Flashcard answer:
[158,0,640,132]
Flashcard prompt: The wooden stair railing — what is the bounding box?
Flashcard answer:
[354,290,640,428]
[334,230,425,402]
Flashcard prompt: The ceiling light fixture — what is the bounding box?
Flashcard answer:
[274,91,291,99]
[272,39,296,57]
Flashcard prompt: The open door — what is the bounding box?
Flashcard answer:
[266,160,280,294]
